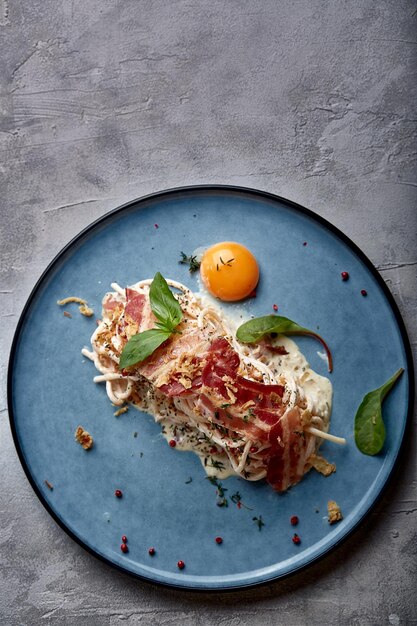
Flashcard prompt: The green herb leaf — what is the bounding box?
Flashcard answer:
[119,273,183,369]
[209,458,226,470]
[179,252,201,273]
[149,272,182,331]
[252,515,265,531]
[236,315,333,372]
[119,328,171,369]
[354,368,404,455]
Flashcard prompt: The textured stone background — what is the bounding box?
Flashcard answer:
[1,1,416,624]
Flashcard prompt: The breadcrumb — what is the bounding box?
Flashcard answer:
[57,296,87,306]
[308,454,336,477]
[114,406,129,417]
[79,304,94,317]
[44,480,54,490]
[327,500,343,524]
[57,297,94,317]
[75,426,94,450]
[63,311,72,318]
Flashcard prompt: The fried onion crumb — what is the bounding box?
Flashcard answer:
[327,500,343,524]
[57,297,94,317]
[75,426,94,450]
[114,406,129,417]
[308,453,336,476]
[57,296,87,306]
[79,304,94,317]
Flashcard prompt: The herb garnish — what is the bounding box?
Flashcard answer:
[230,491,253,510]
[252,515,265,531]
[354,368,404,455]
[209,458,226,470]
[207,477,228,507]
[236,315,333,372]
[179,252,201,273]
[119,273,182,369]
[216,257,235,271]
[243,408,255,423]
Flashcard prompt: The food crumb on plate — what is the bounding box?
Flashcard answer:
[79,304,94,317]
[114,406,128,417]
[75,425,94,450]
[308,454,336,476]
[57,296,94,317]
[327,500,343,524]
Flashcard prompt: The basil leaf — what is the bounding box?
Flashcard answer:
[118,273,183,369]
[236,315,333,372]
[354,368,404,455]
[150,272,182,331]
[119,328,171,369]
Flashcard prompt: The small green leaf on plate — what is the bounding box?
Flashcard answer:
[354,368,404,455]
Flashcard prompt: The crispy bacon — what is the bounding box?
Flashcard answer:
[263,344,289,356]
[103,296,119,311]
[159,375,203,397]
[199,339,314,491]
[125,289,146,325]
[198,393,269,442]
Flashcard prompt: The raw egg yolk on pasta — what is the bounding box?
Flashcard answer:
[200,242,259,301]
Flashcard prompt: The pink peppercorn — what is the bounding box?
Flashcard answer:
[121,535,127,543]
[177,560,185,569]
[115,489,123,498]
[215,536,223,544]
[361,289,367,296]
[273,304,278,312]
[290,516,299,526]
[120,543,128,553]
[341,271,349,281]
[148,547,155,556]
[169,439,176,447]
[292,534,301,545]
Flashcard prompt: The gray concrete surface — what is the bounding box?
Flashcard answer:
[1,1,416,624]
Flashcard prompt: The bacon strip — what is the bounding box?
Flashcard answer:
[125,289,146,325]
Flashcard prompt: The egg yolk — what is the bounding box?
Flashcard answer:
[200,242,259,301]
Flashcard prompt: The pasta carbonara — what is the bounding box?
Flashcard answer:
[82,279,343,492]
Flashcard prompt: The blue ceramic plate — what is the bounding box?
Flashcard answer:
[8,186,413,590]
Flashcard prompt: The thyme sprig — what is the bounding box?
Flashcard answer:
[179,252,201,273]
[230,491,253,510]
[252,515,265,531]
[207,476,228,507]
[209,458,226,470]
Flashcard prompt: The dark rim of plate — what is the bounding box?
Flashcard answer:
[7,185,415,592]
